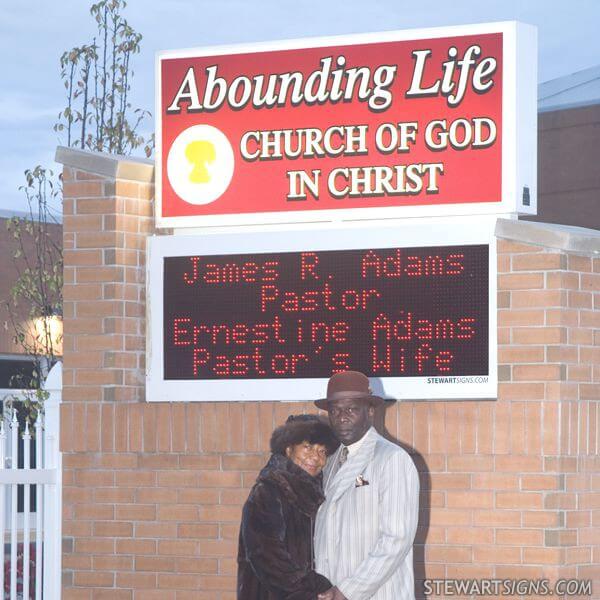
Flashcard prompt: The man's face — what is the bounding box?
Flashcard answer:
[327,396,374,445]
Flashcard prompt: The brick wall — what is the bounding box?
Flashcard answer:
[58,147,600,599]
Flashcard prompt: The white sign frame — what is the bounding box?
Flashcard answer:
[156,21,537,229]
[146,217,497,401]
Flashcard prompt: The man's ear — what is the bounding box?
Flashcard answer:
[285,446,292,458]
[368,406,375,420]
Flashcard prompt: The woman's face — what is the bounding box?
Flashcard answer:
[286,441,328,477]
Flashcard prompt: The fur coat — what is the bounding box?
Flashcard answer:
[237,453,332,600]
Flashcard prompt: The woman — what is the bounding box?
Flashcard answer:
[237,414,339,600]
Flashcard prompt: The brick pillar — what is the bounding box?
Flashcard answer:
[494,222,600,594]
[57,147,158,598]
[58,146,154,406]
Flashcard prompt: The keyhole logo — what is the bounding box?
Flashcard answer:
[167,125,234,205]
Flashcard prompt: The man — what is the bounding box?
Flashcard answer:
[314,371,420,600]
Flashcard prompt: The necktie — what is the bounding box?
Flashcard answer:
[327,446,349,486]
[338,446,349,466]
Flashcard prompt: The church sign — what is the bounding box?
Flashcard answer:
[156,22,536,228]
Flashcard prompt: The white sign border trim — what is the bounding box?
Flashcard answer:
[146,216,498,402]
[155,21,536,228]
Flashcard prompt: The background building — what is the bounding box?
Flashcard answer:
[525,66,600,230]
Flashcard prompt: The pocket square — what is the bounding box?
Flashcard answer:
[355,475,369,487]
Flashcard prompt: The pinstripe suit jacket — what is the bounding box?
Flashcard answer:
[314,427,419,600]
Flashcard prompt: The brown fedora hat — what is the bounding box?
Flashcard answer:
[314,371,383,410]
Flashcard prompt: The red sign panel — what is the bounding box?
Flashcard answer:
[157,24,535,227]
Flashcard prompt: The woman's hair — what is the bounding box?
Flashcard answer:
[270,414,339,456]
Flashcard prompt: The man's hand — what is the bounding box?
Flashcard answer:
[318,586,347,600]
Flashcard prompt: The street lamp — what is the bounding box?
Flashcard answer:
[33,306,63,359]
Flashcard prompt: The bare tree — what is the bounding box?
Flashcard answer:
[6,0,152,414]
[55,0,154,157]
[5,167,62,416]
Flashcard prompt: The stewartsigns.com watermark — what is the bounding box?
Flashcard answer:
[423,578,592,597]
[427,376,489,384]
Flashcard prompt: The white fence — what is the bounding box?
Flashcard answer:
[0,363,61,599]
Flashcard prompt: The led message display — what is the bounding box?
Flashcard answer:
[163,244,489,382]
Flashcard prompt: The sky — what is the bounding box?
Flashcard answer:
[1,0,599,214]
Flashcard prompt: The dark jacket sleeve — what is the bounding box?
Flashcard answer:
[241,482,332,599]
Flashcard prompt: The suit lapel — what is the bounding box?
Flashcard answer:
[322,446,343,491]
[327,428,378,503]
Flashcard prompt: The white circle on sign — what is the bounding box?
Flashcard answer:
[167,124,235,205]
